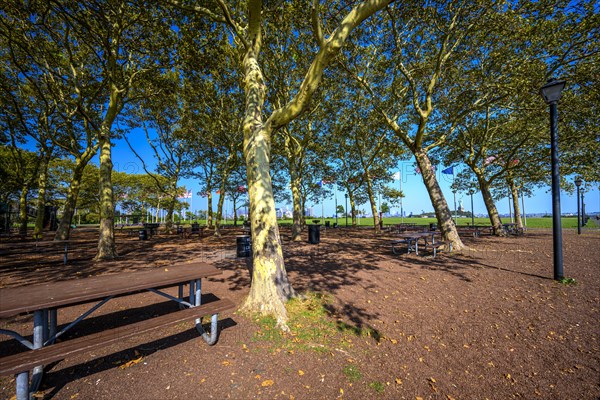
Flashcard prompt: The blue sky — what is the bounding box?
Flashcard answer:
[109,135,599,219]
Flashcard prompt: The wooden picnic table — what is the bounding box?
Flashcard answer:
[392,231,438,256]
[0,262,234,400]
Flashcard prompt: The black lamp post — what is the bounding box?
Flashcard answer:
[540,78,566,281]
[575,177,582,234]
[468,189,475,227]
[345,193,348,227]
[581,189,586,226]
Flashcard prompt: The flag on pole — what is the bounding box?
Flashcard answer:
[180,190,192,199]
[393,171,401,180]
[442,166,454,175]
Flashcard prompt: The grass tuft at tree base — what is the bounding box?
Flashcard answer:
[252,292,379,353]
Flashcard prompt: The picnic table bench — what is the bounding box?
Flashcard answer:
[391,232,451,258]
[0,262,235,400]
[457,228,482,238]
[502,223,526,236]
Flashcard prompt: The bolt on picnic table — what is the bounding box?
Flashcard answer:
[0,262,234,400]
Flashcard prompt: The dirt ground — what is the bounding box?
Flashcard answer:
[0,225,598,400]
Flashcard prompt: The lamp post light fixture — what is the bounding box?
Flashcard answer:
[345,193,349,227]
[575,177,582,235]
[540,78,566,281]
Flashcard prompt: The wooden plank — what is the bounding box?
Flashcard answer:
[0,263,221,318]
[0,298,235,376]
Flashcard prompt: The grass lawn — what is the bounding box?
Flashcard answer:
[280,216,594,230]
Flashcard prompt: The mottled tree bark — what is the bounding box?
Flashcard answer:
[95,87,120,260]
[55,151,96,241]
[239,47,294,328]
[206,192,213,228]
[509,179,523,230]
[477,174,505,236]
[214,184,226,236]
[290,173,303,241]
[33,157,50,239]
[365,175,380,233]
[18,185,29,236]
[414,150,464,250]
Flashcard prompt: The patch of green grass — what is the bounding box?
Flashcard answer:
[368,381,386,394]
[559,277,577,286]
[251,292,380,353]
[253,315,285,347]
[343,364,363,382]
[276,216,596,230]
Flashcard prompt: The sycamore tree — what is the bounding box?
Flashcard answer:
[171,0,393,327]
[324,82,401,232]
[5,1,177,259]
[338,1,508,250]
[176,26,245,235]
[439,0,599,232]
[0,76,58,238]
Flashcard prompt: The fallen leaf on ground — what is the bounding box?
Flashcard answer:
[262,380,274,387]
[119,356,143,369]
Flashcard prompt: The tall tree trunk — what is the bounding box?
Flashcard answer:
[476,174,504,235]
[509,180,523,230]
[206,192,213,228]
[55,154,93,241]
[18,185,29,236]
[290,173,303,241]
[233,197,238,226]
[239,48,294,328]
[33,157,50,239]
[349,194,357,226]
[96,88,121,260]
[166,204,175,232]
[414,151,464,250]
[96,131,117,259]
[364,175,380,233]
[214,186,226,236]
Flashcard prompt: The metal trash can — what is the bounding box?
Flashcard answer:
[308,224,320,244]
[191,223,200,234]
[236,235,251,257]
[325,221,330,228]
[139,229,148,240]
[429,223,437,231]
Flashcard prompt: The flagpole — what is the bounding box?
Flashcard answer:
[453,169,457,222]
